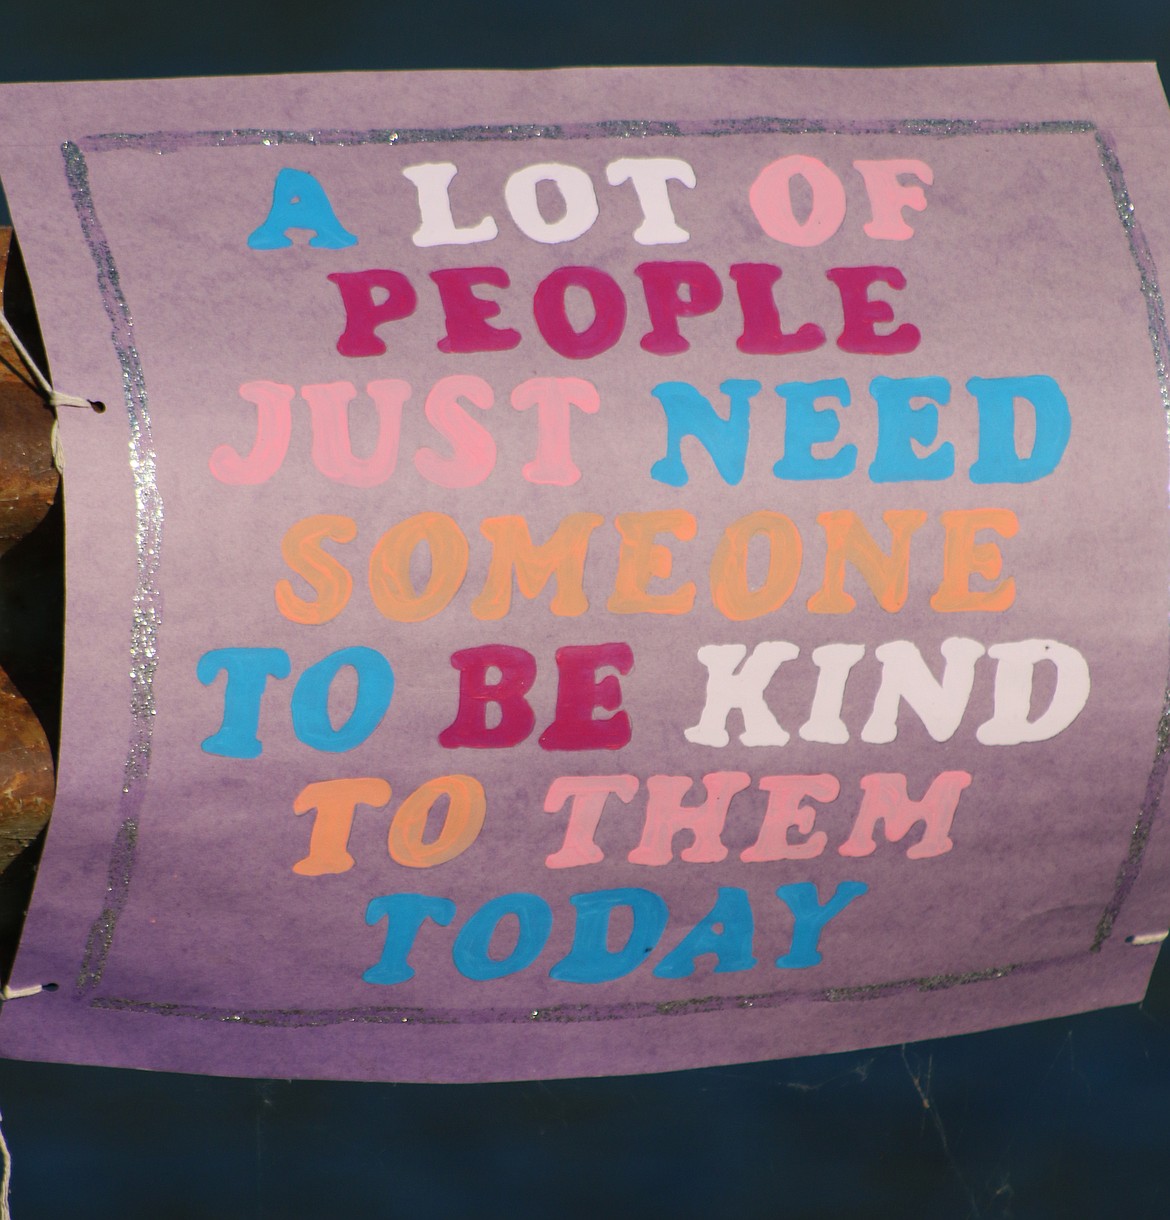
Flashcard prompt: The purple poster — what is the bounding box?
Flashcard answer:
[1,64,1169,1082]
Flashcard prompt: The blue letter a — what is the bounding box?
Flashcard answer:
[248,168,358,250]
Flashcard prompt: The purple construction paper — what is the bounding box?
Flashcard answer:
[1,64,1169,1083]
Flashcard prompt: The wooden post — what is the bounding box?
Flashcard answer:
[0,226,57,976]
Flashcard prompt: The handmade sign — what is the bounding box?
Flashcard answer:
[0,64,1168,1082]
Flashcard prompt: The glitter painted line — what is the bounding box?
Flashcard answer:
[62,141,163,992]
[75,820,137,991]
[75,116,1097,157]
[1089,128,1170,951]
[85,954,1045,1029]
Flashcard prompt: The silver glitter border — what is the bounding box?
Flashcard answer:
[63,141,161,993]
[58,115,1170,1026]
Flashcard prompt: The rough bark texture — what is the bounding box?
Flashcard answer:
[0,227,58,978]
[0,229,56,555]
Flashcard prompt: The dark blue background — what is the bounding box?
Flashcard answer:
[2,3,1170,1216]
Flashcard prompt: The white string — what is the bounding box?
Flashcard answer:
[50,420,64,475]
[0,985,44,1002]
[1127,931,1169,946]
[0,1106,12,1220]
[0,308,94,410]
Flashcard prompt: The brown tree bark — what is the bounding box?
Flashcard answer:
[0,227,57,977]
